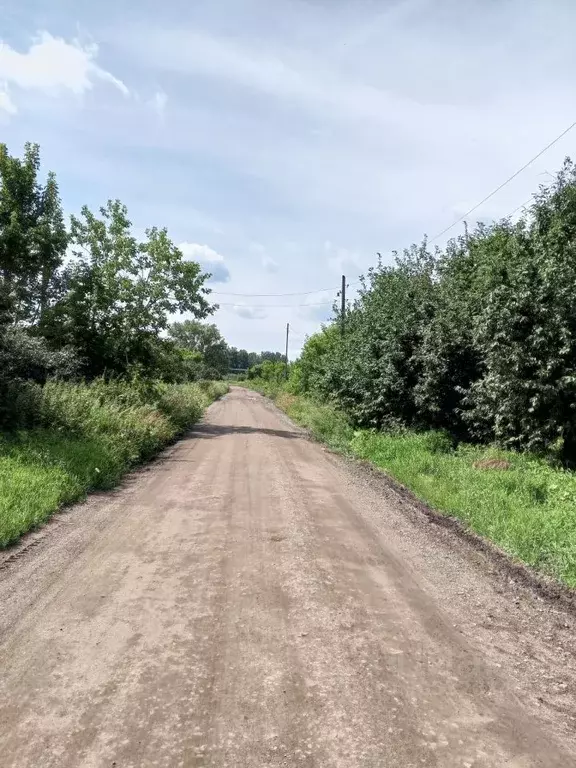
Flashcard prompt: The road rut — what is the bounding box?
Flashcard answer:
[1,387,576,767]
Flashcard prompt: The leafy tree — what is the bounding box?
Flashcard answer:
[0,142,67,324]
[228,347,285,371]
[319,243,436,429]
[42,200,212,377]
[293,325,339,394]
[465,161,576,460]
[0,327,80,429]
[294,158,576,463]
[248,360,286,382]
[169,319,229,376]
[260,351,285,363]
[412,227,504,437]
[228,347,254,371]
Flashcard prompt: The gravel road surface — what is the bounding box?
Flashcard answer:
[1,387,576,767]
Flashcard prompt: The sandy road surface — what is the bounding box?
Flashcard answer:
[1,388,576,767]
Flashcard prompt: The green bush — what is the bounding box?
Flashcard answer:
[0,327,80,429]
[0,379,228,546]
[0,379,43,430]
[157,383,205,432]
[295,159,576,465]
[248,360,286,382]
[39,380,173,463]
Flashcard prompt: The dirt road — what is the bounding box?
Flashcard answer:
[1,387,576,767]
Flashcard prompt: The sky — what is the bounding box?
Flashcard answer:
[1,0,576,356]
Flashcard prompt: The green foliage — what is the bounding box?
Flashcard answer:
[40,200,213,378]
[0,379,227,546]
[462,164,576,460]
[169,319,229,378]
[293,324,339,395]
[0,142,67,325]
[0,143,72,427]
[301,245,436,430]
[156,381,226,431]
[228,347,284,372]
[257,389,576,587]
[0,142,226,438]
[0,327,80,429]
[0,326,79,383]
[247,360,286,382]
[276,392,353,451]
[297,159,576,464]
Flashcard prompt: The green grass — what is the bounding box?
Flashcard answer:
[0,380,228,547]
[242,384,576,588]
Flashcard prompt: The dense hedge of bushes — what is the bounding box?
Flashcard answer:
[292,159,576,465]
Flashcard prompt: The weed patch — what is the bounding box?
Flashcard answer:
[0,380,228,547]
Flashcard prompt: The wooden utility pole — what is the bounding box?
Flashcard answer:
[340,275,346,337]
[285,322,290,379]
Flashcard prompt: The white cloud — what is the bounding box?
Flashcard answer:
[179,242,231,284]
[261,253,278,273]
[324,240,362,277]
[228,304,267,320]
[248,241,278,273]
[150,89,167,119]
[0,86,16,114]
[121,25,540,149]
[250,242,278,273]
[297,291,335,323]
[114,10,573,232]
[0,31,128,113]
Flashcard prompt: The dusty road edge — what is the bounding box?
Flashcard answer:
[0,396,227,575]
[253,388,576,615]
[2,386,575,617]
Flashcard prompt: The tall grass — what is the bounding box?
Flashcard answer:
[0,380,227,547]
[243,385,576,588]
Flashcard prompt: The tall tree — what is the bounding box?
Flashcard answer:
[0,143,67,325]
[169,320,229,375]
[42,199,212,377]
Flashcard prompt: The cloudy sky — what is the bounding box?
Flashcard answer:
[1,0,575,355]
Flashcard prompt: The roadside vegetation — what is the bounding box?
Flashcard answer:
[0,142,230,546]
[168,318,285,380]
[241,159,576,588]
[0,380,227,547]
[241,381,576,587]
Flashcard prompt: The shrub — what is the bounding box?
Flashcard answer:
[295,159,576,465]
[248,360,286,382]
[0,327,81,429]
[157,384,204,432]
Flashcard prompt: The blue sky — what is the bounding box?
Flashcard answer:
[1,0,576,355]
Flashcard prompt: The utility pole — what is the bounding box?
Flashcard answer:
[285,322,290,379]
[340,274,346,337]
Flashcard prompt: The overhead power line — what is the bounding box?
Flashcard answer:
[216,300,335,309]
[212,286,336,297]
[214,120,574,303]
[211,279,360,298]
[506,197,534,219]
[430,117,576,242]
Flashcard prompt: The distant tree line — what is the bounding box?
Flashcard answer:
[291,159,576,465]
[168,319,284,379]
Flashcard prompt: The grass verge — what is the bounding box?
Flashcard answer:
[0,380,228,547]
[239,382,576,588]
